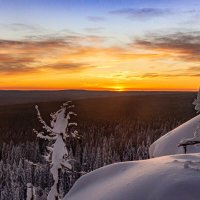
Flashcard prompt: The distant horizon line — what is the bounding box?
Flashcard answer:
[0,89,197,92]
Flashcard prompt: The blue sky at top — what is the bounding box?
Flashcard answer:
[0,0,200,42]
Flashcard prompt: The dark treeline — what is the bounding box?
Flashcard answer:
[0,92,196,199]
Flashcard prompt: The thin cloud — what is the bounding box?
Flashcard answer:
[109,8,171,20]
[42,62,91,72]
[0,34,169,76]
[141,72,200,78]
[0,23,45,35]
[84,27,105,33]
[0,63,37,75]
[9,23,42,32]
[133,32,200,62]
[0,53,36,74]
[87,16,105,22]
[141,73,178,78]
[4,31,200,77]
[0,60,92,75]
[0,39,68,53]
[0,36,101,75]
[0,54,34,63]
[187,66,200,71]
[140,65,200,79]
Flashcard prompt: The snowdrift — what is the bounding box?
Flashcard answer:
[64,153,200,200]
[149,114,200,158]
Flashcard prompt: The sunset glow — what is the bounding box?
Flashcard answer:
[0,0,199,91]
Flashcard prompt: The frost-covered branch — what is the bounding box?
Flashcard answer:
[71,130,79,138]
[24,159,47,167]
[63,101,72,106]
[60,162,85,175]
[33,129,57,140]
[68,122,78,126]
[68,111,77,116]
[35,105,54,133]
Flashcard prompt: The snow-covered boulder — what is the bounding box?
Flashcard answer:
[149,114,200,158]
[64,153,200,200]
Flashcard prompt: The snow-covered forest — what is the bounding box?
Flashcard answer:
[65,89,200,200]
[0,92,196,199]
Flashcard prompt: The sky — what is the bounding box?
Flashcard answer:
[0,0,200,91]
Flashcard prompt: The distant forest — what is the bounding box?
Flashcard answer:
[0,92,196,199]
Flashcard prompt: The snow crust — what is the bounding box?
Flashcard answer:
[149,114,200,158]
[64,153,200,200]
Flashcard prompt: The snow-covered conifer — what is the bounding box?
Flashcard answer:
[34,101,78,200]
[26,183,36,200]
[178,89,200,152]
[193,88,200,113]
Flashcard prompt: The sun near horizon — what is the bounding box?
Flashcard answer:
[0,0,199,91]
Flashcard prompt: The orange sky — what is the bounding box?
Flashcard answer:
[1,1,200,91]
[0,35,199,91]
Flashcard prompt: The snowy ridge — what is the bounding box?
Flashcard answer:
[64,91,200,200]
[64,153,200,200]
[149,114,200,158]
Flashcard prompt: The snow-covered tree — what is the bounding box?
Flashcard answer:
[178,120,200,153]
[34,101,79,200]
[180,89,200,152]
[26,183,36,200]
[193,88,200,113]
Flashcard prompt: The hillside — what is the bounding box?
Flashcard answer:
[65,153,200,200]
[0,92,197,199]
[64,91,200,200]
[0,90,177,105]
[0,92,196,143]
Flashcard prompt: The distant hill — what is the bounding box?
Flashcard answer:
[0,90,193,105]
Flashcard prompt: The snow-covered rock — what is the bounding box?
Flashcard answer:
[64,153,200,200]
[149,115,200,158]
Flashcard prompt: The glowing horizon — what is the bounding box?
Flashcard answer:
[0,0,199,91]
